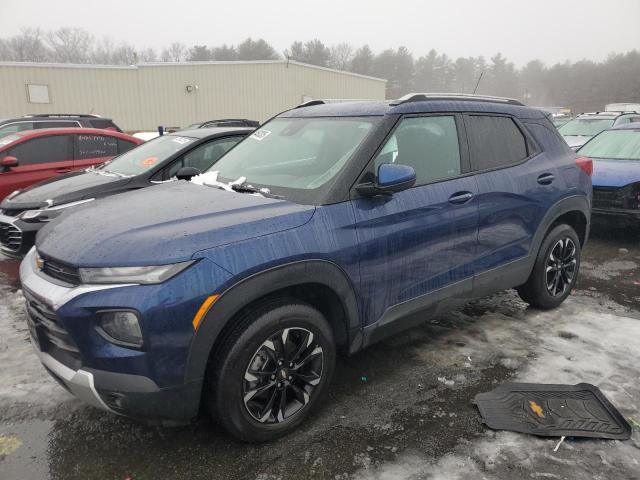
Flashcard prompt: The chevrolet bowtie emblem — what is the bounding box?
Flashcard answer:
[35,254,44,270]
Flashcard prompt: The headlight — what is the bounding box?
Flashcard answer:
[79,260,196,284]
[19,198,95,222]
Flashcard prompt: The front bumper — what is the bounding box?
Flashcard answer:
[0,213,42,257]
[592,207,640,221]
[19,248,205,422]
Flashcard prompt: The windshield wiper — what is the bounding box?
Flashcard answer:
[231,183,282,199]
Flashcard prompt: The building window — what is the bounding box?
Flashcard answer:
[26,84,50,104]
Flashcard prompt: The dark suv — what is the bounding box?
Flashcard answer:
[20,94,592,442]
[0,114,122,139]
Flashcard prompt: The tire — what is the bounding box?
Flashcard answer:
[207,297,335,442]
[517,224,581,310]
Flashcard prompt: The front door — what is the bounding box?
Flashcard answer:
[352,114,479,330]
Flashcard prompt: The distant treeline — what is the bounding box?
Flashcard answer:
[2,27,639,113]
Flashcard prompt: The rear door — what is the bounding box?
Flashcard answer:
[464,114,555,294]
[352,114,479,328]
[0,134,74,194]
[73,133,120,170]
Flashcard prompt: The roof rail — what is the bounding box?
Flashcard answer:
[294,98,375,109]
[26,113,103,118]
[295,100,326,109]
[389,93,525,107]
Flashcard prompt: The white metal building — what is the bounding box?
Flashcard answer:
[0,60,386,131]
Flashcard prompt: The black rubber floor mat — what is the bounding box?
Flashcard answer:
[473,383,631,440]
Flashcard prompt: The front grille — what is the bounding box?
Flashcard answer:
[41,256,82,286]
[593,186,638,210]
[0,221,22,252]
[23,288,81,369]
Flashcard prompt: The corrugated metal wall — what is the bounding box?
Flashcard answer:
[0,61,386,131]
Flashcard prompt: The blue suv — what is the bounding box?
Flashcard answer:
[20,94,592,441]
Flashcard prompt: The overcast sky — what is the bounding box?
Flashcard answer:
[1,0,639,66]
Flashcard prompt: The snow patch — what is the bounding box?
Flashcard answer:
[353,296,640,479]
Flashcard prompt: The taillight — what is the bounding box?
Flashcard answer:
[575,156,593,177]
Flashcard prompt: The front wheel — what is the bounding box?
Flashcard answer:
[207,298,335,442]
[517,224,581,309]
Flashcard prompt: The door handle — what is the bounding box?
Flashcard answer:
[537,173,555,185]
[448,191,474,204]
[55,168,72,173]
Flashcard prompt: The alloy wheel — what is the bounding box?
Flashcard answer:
[545,237,577,297]
[242,327,323,423]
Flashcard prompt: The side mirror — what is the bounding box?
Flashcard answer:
[356,163,416,197]
[1,156,18,171]
[175,166,201,181]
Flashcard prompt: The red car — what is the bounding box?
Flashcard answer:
[0,128,143,201]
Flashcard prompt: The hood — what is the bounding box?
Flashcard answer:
[1,170,128,210]
[563,135,592,149]
[592,158,640,188]
[36,181,315,266]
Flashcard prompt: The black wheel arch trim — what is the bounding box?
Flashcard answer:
[183,259,361,385]
[529,194,590,257]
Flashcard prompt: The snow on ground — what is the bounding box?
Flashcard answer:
[353,295,640,479]
[0,273,75,420]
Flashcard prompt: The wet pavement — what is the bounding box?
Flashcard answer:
[1,224,639,480]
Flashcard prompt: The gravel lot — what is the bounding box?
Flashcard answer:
[1,224,639,480]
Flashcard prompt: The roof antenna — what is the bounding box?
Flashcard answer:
[472,70,484,94]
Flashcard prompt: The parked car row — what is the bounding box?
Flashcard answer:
[0,127,251,255]
[10,93,595,442]
[558,110,640,149]
[577,123,640,224]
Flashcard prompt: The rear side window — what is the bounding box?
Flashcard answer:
[75,134,119,159]
[465,115,529,171]
[374,115,461,185]
[0,122,34,136]
[89,119,117,130]
[8,135,73,165]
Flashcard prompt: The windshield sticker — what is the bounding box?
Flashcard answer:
[141,156,158,166]
[250,129,271,141]
[172,137,192,145]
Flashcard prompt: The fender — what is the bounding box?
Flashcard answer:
[529,194,590,256]
[183,259,361,384]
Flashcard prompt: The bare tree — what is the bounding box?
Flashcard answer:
[161,42,186,62]
[47,27,93,63]
[328,43,354,71]
[6,28,49,62]
[138,47,158,63]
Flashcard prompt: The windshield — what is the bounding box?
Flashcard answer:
[559,118,615,136]
[208,117,376,192]
[100,134,196,175]
[578,130,640,160]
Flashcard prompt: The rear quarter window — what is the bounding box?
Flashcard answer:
[465,115,529,171]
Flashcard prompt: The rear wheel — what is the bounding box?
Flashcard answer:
[517,224,581,309]
[207,298,335,442]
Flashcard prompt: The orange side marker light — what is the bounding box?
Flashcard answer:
[192,294,219,330]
